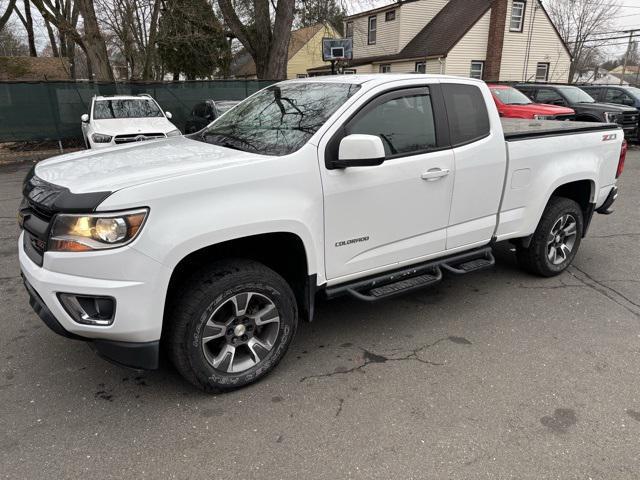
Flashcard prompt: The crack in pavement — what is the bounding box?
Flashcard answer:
[335,398,344,417]
[299,337,467,383]
[590,232,640,239]
[568,265,640,318]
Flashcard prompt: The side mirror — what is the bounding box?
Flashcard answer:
[334,134,386,169]
[81,113,89,123]
[165,111,172,119]
[623,98,635,106]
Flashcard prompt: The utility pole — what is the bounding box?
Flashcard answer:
[620,29,638,85]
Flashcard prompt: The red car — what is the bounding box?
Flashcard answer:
[488,84,575,120]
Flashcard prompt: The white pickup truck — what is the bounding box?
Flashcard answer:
[19,75,626,392]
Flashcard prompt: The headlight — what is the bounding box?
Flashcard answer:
[166,128,182,137]
[533,114,554,120]
[604,112,621,124]
[48,209,148,252]
[91,133,113,143]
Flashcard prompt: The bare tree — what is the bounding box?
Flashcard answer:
[0,0,17,30]
[96,0,161,80]
[218,0,296,80]
[31,0,114,80]
[546,0,621,82]
[12,0,37,56]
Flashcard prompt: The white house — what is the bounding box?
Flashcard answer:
[309,0,572,83]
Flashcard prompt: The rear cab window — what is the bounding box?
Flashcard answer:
[441,83,490,146]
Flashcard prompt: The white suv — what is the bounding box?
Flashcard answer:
[81,94,181,149]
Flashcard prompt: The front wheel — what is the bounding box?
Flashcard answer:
[166,260,298,393]
[516,197,583,277]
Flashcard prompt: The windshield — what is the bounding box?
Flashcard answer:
[216,101,239,114]
[626,87,640,99]
[491,87,532,105]
[201,82,360,156]
[556,87,595,104]
[93,99,164,119]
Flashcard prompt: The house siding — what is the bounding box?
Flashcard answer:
[444,10,491,77]
[499,0,571,82]
[398,0,449,50]
[287,25,338,79]
[347,8,401,58]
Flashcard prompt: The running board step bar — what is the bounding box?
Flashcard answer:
[325,247,495,302]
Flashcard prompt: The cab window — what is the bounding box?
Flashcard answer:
[347,91,437,157]
[535,88,565,105]
[442,84,490,146]
[605,89,634,106]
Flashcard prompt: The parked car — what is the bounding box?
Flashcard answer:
[184,100,241,133]
[20,76,625,392]
[488,84,575,120]
[580,85,640,109]
[515,84,639,140]
[81,94,181,149]
[579,85,640,141]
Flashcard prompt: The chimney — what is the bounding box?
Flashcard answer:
[485,0,508,82]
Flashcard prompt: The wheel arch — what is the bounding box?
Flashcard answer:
[163,232,316,340]
[519,178,595,248]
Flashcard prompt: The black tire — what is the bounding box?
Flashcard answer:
[166,259,298,393]
[516,196,584,277]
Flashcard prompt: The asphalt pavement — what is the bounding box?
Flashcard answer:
[1,149,639,479]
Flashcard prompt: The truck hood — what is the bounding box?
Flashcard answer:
[34,136,261,194]
[90,117,176,135]
[571,102,637,113]
[501,103,574,117]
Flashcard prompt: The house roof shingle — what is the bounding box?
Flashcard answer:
[310,0,491,72]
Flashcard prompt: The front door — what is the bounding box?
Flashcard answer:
[319,86,455,281]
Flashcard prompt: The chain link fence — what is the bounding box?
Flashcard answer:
[0,80,276,143]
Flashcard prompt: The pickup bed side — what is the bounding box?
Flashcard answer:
[497,119,622,241]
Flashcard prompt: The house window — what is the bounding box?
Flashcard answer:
[385,10,396,21]
[346,21,353,38]
[510,1,526,32]
[368,16,377,45]
[415,62,426,73]
[470,61,484,79]
[379,64,391,73]
[343,69,356,75]
[535,62,549,82]
[296,74,308,78]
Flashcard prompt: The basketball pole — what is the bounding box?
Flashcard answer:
[331,60,336,75]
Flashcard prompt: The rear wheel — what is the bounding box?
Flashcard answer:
[167,260,298,393]
[516,197,583,277]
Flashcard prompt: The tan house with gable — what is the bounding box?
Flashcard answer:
[230,23,339,80]
[309,0,571,83]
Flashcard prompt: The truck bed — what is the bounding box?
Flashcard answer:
[501,118,618,141]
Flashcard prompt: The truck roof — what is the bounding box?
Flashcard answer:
[280,74,483,87]
[94,94,154,101]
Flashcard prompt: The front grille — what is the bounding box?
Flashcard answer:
[554,114,575,121]
[621,112,639,128]
[114,132,166,144]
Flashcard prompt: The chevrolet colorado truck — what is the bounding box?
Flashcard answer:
[19,75,626,392]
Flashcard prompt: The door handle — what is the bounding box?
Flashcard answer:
[421,168,450,181]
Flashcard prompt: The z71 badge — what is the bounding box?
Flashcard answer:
[602,133,618,141]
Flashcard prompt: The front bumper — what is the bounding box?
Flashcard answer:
[19,233,171,369]
[22,276,159,369]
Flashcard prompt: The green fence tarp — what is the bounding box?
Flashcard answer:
[0,80,276,142]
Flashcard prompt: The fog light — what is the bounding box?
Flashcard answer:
[58,293,116,326]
